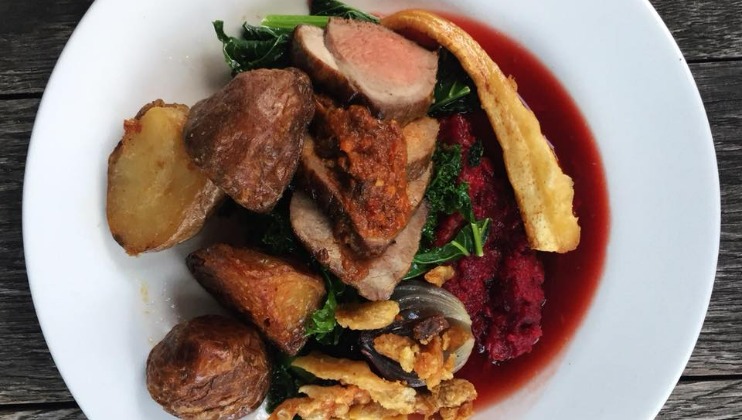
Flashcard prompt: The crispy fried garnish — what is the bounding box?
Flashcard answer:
[269,385,370,420]
[433,378,477,408]
[335,301,400,330]
[415,379,477,419]
[374,333,455,390]
[374,333,420,373]
[292,352,417,413]
[424,265,455,287]
[414,336,455,389]
[439,402,475,420]
[348,402,408,419]
[382,10,580,252]
[276,355,476,420]
[441,323,472,352]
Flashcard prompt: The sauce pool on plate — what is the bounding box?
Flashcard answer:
[441,14,611,406]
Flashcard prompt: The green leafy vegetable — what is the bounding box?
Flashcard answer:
[421,144,469,247]
[468,140,484,167]
[429,49,479,116]
[310,0,380,23]
[213,20,292,74]
[258,209,297,255]
[266,354,301,412]
[216,0,379,74]
[305,268,347,345]
[409,141,491,279]
[243,194,300,255]
[266,353,317,414]
[405,218,491,280]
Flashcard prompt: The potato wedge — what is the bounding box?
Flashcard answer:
[382,11,580,252]
[106,100,224,255]
[186,244,326,355]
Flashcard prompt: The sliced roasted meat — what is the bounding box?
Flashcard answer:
[290,191,429,301]
[184,68,314,213]
[291,25,357,103]
[403,116,439,181]
[325,18,438,124]
[292,18,437,124]
[186,244,325,355]
[303,100,410,257]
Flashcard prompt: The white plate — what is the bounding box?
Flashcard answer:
[23,0,719,418]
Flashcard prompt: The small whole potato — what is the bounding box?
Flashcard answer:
[146,315,270,419]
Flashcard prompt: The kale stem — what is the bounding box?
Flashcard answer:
[451,241,471,257]
[261,15,330,29]
[472,219,490,257]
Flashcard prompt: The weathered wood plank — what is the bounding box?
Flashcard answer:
[651,0,742,61]
[0,406,84,420]
[0,0,740,95]
[0,99,73,404]
[0,0,92,95]
[683,61,742,376]
[658,379,742,419]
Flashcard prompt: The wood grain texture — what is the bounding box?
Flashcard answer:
[0,406,83,420]
[0,0,92,96]
[650,0,742,61]
[658,379,742,419]
[0,99,73,404]
[683,61,742,377]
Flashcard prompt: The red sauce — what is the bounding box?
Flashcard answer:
[440,15,611,406]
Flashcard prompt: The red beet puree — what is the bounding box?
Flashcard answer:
[435,14,610,406]
[436,115,545,363]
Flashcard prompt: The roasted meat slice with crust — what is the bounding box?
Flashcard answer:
[184,68,314,213]
[304,99,411,258]
[403,116,439,181]
[290,191,429,301]
[292,18,437,124]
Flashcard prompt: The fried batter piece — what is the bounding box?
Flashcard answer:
[270,385,371,420]
[374,333,420,373]
[292,352,417,413]
[274,350,476,419]
[335,301,400,330]
[382,10,580,252]
[423,265,455,287]
[373,333,455,390]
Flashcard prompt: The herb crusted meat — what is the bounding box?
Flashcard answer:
[303,97,411,257]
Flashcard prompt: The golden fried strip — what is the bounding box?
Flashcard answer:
[269,385,370,420]
[382,10,580,252]
[292,352,417,413]
[335,301,400,330]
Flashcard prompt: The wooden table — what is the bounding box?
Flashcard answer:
[1,1,739,418]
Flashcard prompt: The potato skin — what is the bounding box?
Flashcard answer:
[183,68,315,214]
[186,244,325,355]
[107,100,224,255]
[146,315,270,420]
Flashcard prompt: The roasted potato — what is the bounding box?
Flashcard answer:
[146,315,270,420]
[106,100,224,255]
[183,69,315,214]
[186,244,326,355]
